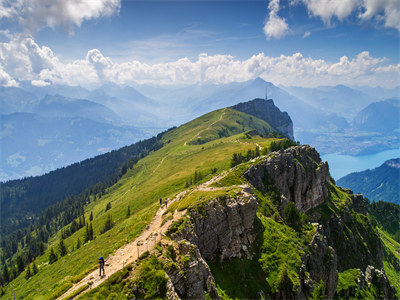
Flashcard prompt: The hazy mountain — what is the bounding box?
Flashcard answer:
[0,86,39,114]
[337,158,400,204]
[32,94,121,123]
[352,85,400,101]
[0,112,160,181]
[353,98,400,134]
[280,84,374,119]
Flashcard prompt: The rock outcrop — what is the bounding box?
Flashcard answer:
[299,225,338,299]
[245,145,330,213]
[232,98,294,140]
[162,241,219,300]
[170,190,258,261]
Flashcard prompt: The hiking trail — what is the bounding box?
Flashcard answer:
[184,108,226,146]
[58,168,240,299]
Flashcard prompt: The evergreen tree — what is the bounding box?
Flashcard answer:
[2,263,9,284]
[126,206,131,218]
[59,238,67,257]
[84,223,89,243]
[17,254,25,273]
[89,211,93,221]
[49,248,57,264]
[76,238,81,249]
[101,214,113,233]
[105,202,111,211]
[10,264,17,281]
[89,223,94,241]
[32,262,38,275]
[25,264,31,280]
[284,202,300,228]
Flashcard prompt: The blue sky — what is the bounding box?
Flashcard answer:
[0,0,399,88]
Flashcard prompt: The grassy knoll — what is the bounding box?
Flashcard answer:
[2,108,280,299]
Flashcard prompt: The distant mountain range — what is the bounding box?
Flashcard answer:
[1,79,399,181]
[337,158,400,204]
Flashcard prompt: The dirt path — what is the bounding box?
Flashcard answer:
[152,156,166,174]
[58,200,185,299]
[58,168,236,299]
[184,108,226,146]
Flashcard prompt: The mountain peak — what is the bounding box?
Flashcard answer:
[231,98,294,140]
[385,158,400,169]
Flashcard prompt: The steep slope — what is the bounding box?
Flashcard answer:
[1,101,398,300]
[337,158,400,204]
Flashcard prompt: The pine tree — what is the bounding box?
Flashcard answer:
[89,223,94,241]
[2,263,9,284]
[10,264,17,281]
[32,261,38,275]
[126,206,131,218]
[17,254,25,273]
[84,223,89,243]
[105,202,111,211]
[89,211,93,221]
[76,238,81,249]
[101,214,113,233]
[25,264,31,280]
[49,248,57,264]
[59,238,67,257]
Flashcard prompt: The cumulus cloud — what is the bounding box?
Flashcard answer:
[0,0,120,35]
[263,0,289,39]
[0,37,398,88]
[359,0,400,31]
[302,0,359,24]
[300,0,400,31]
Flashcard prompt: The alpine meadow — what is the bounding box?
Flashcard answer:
[0,0,399,299]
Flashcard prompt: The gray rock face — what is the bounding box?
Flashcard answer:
[299,225,338,299]
[171,193,258,261]
[245,145,330,213]
[163,241,219,300]
[232,98,294,140]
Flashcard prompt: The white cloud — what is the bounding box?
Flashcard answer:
[0,0,121,35]
[263,0,289,39]
[302,0,359,24]
[0,37,398,88]
[300,0,400,31]
[359,0,400,31]
[303,31,311,38]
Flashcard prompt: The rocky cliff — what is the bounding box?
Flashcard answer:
[232,98,294,140]
[160,145,397,300]
[245,145,330,213]
[169,189,258,262]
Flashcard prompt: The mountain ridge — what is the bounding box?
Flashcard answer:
[1,98,398,299]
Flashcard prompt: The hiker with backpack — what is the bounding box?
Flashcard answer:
[99,256,105,277]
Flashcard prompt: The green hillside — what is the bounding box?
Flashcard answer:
[337,158,400,205]
[1,104,398,300]
[0,107,282,299]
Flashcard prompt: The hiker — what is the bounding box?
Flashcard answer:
[160,198,162,206]
[99,256,105,276]
[165,199,168,208]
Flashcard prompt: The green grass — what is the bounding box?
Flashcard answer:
[378,228,400,298]
[209,258,270,299]
[336,268,360,295]
[2,108,279,299]
[258,215,314,294]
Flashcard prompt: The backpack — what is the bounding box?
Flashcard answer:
[99,257,104,264]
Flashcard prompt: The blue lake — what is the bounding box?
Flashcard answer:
[322,149,400,180]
